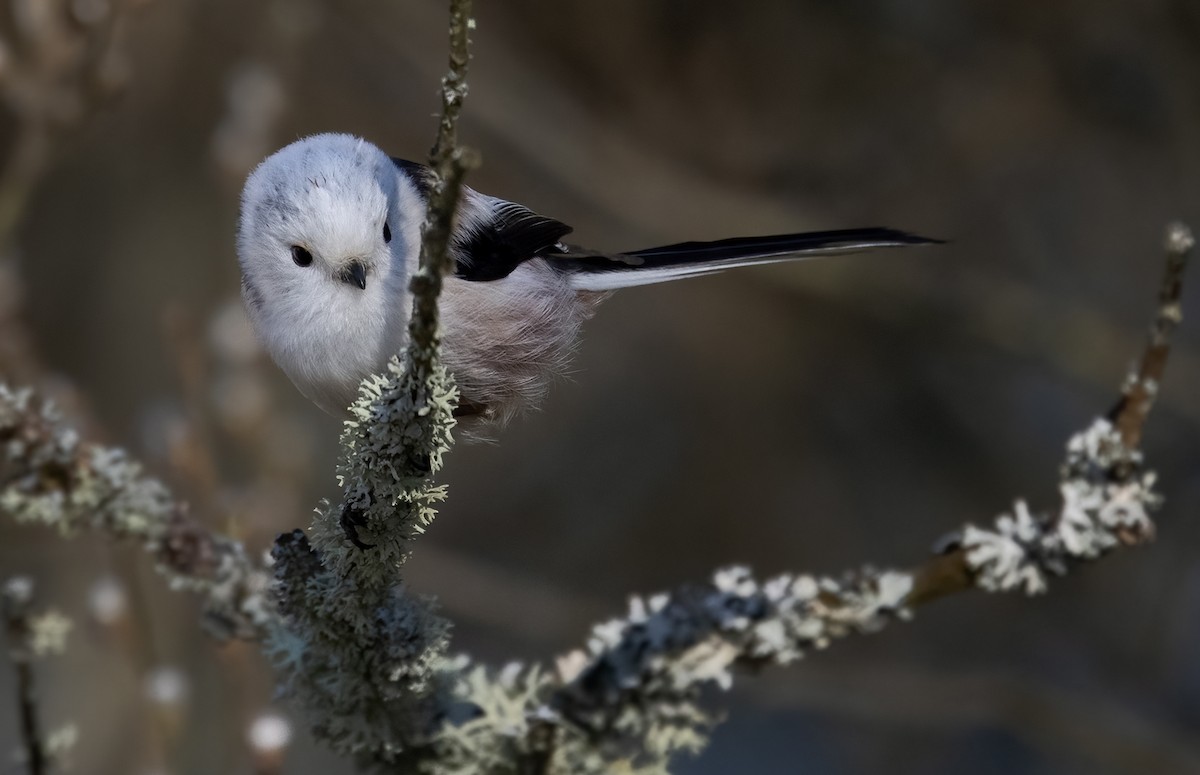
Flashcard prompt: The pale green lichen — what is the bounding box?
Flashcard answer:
[310,353,459,578]
[529,565,913,772]
[265,352,460,764]
[420,662,559,774]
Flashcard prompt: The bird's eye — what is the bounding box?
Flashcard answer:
[382,222,392,244]
[291,246,313,267]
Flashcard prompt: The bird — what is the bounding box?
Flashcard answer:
[237,133,938,429]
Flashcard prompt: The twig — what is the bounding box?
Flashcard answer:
[429,0,472,165]
[1111,222,1194,449]
[406,0,479,373]
[405,149,476,372]
[3,578,46,775]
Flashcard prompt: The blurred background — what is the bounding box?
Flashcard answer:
[0,0,1198,772]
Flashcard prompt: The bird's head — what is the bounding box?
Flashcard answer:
[236,133,421,409]
[237,132,416,307]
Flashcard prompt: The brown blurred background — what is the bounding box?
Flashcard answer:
[1,0,1199,772]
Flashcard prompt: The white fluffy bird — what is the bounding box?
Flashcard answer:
[238,133,936,425]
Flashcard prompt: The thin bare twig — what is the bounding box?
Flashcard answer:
[429,0,472,164]
[3,578,45,775]
[1111,222,1194,449]
[406,0,479,374]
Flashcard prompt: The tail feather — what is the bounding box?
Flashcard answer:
[559,227,940,291]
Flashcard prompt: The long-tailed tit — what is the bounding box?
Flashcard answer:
[237,133,937,427]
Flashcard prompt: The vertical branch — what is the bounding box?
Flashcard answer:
[405,0,479,373]
[429,0,473,163]
[3,578,45,775]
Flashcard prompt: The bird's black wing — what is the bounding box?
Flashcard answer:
[392,157,572,282]
[454,200,574,281]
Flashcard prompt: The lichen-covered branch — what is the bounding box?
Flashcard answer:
[909,223,1192,607]
[414,224,1188,774]
[0,385,271,640]
[519,415,1158,770]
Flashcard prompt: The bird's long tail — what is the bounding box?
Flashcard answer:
[559,227,940,292]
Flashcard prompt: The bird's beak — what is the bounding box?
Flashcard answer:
[340,261,367,290]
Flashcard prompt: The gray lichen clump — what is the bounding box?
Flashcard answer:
[953,417,1160,595]
[537,566,913,769]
